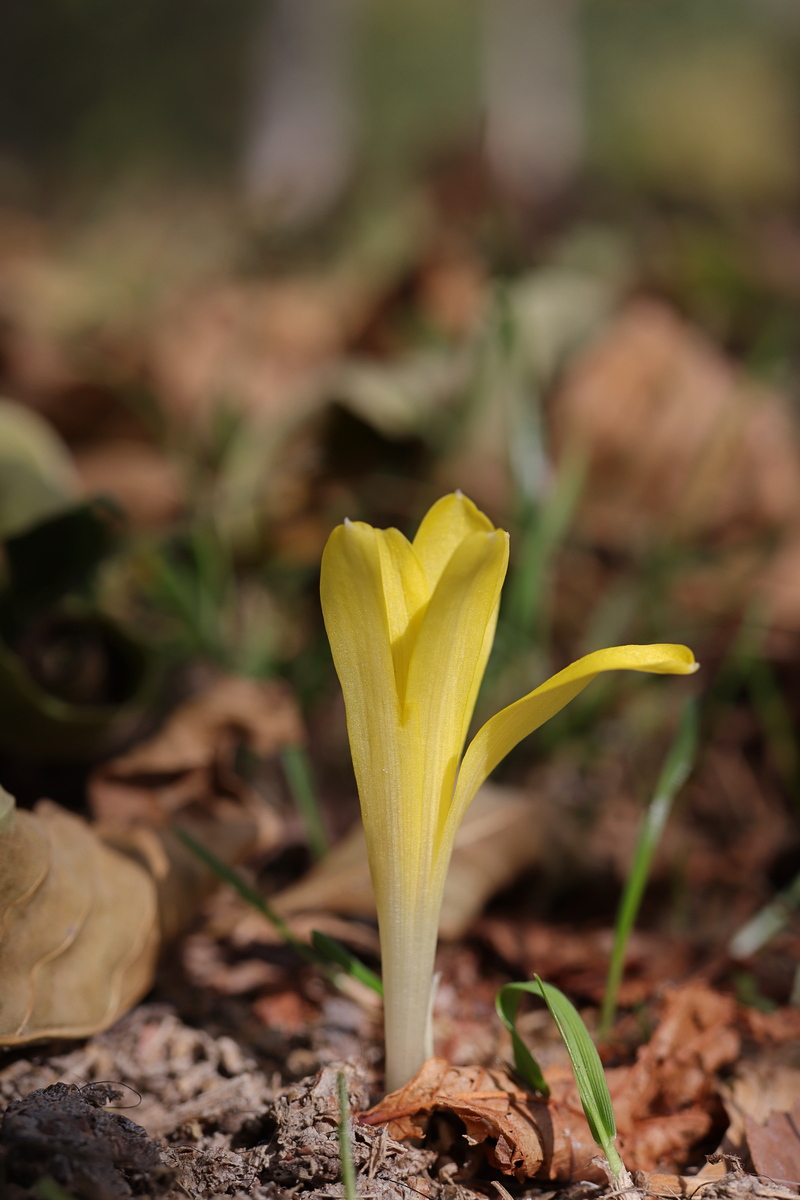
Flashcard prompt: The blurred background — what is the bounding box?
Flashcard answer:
[3,0,800,1006]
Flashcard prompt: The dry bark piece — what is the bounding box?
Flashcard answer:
[0,1081,165,1198]
[363,1058,603,1184]
[0,795,158,1044]
[255,1061,444,1200]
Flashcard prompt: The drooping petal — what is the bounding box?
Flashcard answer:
[412,492,495,593]
[404,527,509,857]
[445,644,698,848]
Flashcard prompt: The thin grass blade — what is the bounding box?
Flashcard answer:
[337,1071,358,1200]
[281,744,329,860]
[599,698,698,1036]
[311,930,383,995]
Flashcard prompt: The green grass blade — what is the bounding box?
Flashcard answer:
[599,698,699,1037]
[495,982,550,1097]
[534,976,625,1180]
[281,744,329,860]
[337,1071,358,1200]
[311,930,383,996]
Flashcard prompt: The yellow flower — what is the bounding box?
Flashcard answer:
[321,492,697,1091]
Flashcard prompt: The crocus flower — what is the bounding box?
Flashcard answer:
[321,492,697,1091]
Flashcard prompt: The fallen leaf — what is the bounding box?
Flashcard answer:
[363,1058,604,1183]
[633,1157,728,1197]
[0,788,159,1044]
[273,783,545,940]
[477,917,693,1008]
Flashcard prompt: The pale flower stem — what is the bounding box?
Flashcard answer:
[380,902,441,1093]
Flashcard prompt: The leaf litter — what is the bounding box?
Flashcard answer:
[3,186,800,1199]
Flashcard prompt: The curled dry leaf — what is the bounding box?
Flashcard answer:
[273,783,545,940]
[363,1058,603,1184]
[0,787,159,1044]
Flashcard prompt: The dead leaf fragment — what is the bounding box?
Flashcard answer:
[608,985,740,1171]
[0,791,159,1044]
[745,1103,800,1184]
[363,1058,603,1183]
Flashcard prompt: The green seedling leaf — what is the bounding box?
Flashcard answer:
[337,1071,358,1200]
[534,976,625,1180]
[494,983,550,1097]
[599,698,698,1037]
[311,930,383,995]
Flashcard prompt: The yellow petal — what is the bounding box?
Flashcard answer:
[412,492,495,593]
[405,527,509,855]
[376,527,429,704]
[320,522,414,867]
[445,644,698,848]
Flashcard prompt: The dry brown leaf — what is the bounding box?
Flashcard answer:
[272,783,544,940]
[0,790,159,1044]
[362,1057,604,1184]
[633,1157,729,1197]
